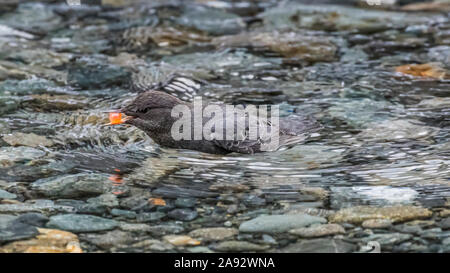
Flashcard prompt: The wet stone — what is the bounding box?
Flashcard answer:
[329,205,432,224]
[212,241,270,252]
[176,6,245,36]
[362,233,412,247]
[440,218,450,230]
[2,132,54,148]
[136,212,166,222]
[0,214,39,244]
[168,208,198,221]
[110,209,137,219]
[67,56,131,89]
[0,189,16,200]
[362,219,393,229]
[0,228,82,253]
[239,214,327,234]
[188,227,239,242]
[279,239,356,253]
[86,193,119,208]
[80,230,134,250]
[289,224,345,238]
[0,146,46,166]
[146,225,185,236]
[12,213,49,228]
[32,174,113,199]
[163,235,200,246]
[174,198,197,208]
[46,214,118,233]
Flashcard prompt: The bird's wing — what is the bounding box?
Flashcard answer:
[131,72,205,100]
[209,111,278,154]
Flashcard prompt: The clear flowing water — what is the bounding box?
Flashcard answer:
[0,0,449,253]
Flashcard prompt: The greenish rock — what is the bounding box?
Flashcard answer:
[0,146,46,164]
[187,246,214,253]
[0,97,19,116]
[0,3,62,33]
[111,209,137,219]
[362,233,412,246]
[80,230,134,250]
[0,202,74,214]
[357,119,439,141]
[0,120,10,134]
[32,173,112,198]
[328,99,394,128]
[137,212,166,222]
[87,193,119,208]
[0,189,16,200]
[67,56,131,89]
[175,198,197,208]
[239,214,327,234]
[176,7,245,36]
[46,214,118,233]
[0,78,60,96]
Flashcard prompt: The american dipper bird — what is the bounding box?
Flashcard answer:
[110,90,321,154]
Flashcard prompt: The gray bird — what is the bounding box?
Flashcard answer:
[113,90,321,154]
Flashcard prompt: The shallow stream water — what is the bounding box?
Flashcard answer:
[0,0,449,253]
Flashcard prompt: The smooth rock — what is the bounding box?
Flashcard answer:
[168,209,198,221]
[136,212,166,222]
[362,219,393,229]
[213,241,270,252]
[163,235,201,246]
[46,214,118,233]
[279,239,356,253]
[289,224,345,238]
[362,233,412,246]
[188,227,238,242]
[80,230,134,250]
[32,174,112,198]
[0,228,82,253]
[329,205,432,224]
[0,189,16,200]
[239,214,327,233]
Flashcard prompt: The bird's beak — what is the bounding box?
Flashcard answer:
[105,111,134,125]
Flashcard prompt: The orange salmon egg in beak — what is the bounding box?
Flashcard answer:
[107,112,134,125]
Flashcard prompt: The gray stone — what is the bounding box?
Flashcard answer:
[87,193,119,208]
[239,214,327,234]
[136,212,166,222]
[0,146,45,164]
[279,239,356,253]
[0,202,74,214]
[80,230,134,250]
[2,132,54,147]
[440,218,450,230]
[362,233,412,246]
[47,214,118,233]
[174,198,197,208]
[213,241,270,252]
[0,214,38,243]
[12,213,48,227]
[189,227,238,242]
[32,173,112,198]
[168,209,198,221]
[111,209,137,219]
[0,189,16,200]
